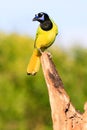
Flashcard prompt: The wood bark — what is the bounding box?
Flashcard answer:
[40,51,87,130]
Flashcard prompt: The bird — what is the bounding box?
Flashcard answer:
[27,12,58,75]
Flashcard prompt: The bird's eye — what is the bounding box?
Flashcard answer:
[38,13,43,17]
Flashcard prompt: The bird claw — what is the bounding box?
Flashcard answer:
[37,48,43,54]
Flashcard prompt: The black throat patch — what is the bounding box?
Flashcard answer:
[40,20,53,31]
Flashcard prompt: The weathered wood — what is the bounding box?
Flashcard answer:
[41,52,87,130]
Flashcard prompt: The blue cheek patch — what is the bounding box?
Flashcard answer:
[39,15,44,21]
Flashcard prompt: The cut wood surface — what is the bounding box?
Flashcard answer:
[41,52,87,130]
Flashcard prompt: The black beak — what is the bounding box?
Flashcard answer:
[32,17,37,21]
[32,14,38,21]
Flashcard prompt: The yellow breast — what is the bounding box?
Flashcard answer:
[35,20,58,49]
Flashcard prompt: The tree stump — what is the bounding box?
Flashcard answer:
[41,52,87,130]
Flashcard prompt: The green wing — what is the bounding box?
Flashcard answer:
[34,26,39,48]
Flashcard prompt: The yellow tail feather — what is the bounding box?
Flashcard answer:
[27,49,41,75]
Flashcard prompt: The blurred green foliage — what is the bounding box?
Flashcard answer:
[0,33,87,130]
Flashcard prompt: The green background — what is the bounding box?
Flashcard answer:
[0,33,87,130]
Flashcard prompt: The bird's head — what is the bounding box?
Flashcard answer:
[33,12,50,23]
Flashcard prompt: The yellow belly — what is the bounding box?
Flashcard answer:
[35,20,58,49]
